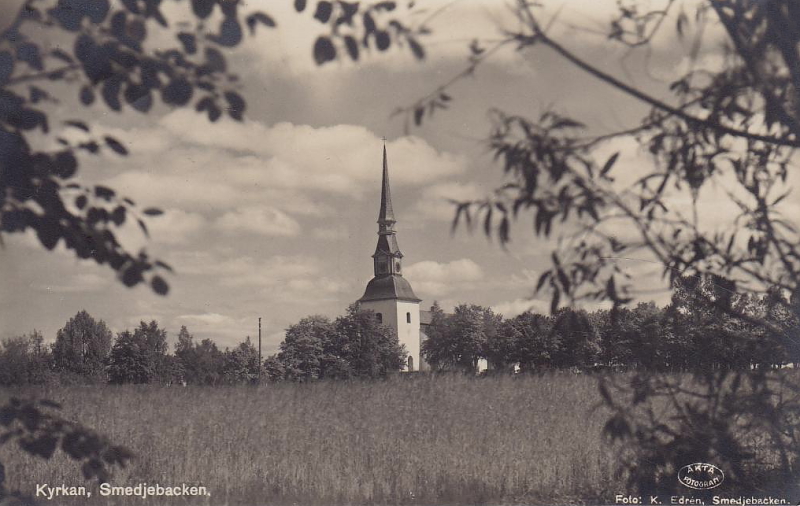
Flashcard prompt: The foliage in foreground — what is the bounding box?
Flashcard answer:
[0,397,132,505]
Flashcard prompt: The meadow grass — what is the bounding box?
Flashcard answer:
[0,373,672,505]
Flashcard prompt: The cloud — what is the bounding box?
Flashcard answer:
[410,181,486,222]
[492,297,549,318]
[215,206,301,237]
[158,112,467,189]
[31,272,111,294]
[148,208,206,244]
[404,258,484,297]
[177,313,233,326]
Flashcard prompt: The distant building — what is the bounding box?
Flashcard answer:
[358,145,431,372]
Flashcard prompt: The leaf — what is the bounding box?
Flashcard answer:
[600,151,619,178]
[29,85,49,103]
[196,96,222,121]
[80,85,95,105]
[557,268,570,293]
[124,83,152,113]
[95,186,115,200]
[54,151,77,178]
[17,42,43,71]
[64,120,89,132]
[177,32,196,54]
[246,12,276,35]
[104,136,128,156]
[155,260,173,272]
[313,36,336,65]
[224,91,245,121]
[314,1,333,23]
[137,218,149,237]
[162,78,192,106]
[143,208,163,216]
[205,47,226,73]
[550,287,560,314]
[0,51,13,85]
[375,30,390,51]
[120,0,140,13]
[375,1,396,11]
[344,36,359,60]
[151,275,169,295]
[413,105,424,126]
[20,435,58,459]
[191,0,214,19]
[408,37,425,59]
[36,218,60,250]
[208,17,242,47]
[101,76,122,111]
[535,271,550,293]
[51,48,74,63]
[363,12,376,33]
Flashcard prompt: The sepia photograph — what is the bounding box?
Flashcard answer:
[1,0,799,504]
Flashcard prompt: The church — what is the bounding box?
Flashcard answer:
[358,145,432,372]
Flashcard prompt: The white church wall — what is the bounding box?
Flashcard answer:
[359,298,421,371]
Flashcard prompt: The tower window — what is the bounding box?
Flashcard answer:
[406,312,411,323]
[396,262,401,272]
[376,313,382,323]
[407,356,414,371]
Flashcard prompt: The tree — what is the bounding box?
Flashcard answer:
[422,304,500,373]
[278,315,332,381]
[503,312,554,373]
[52,310,112,380]
[277,305,406,381]
[0,329,51,385]
[222,336,261,384]
[334,304,406,379]
[106,330,147,384]
[262,354,285,382]
[1,0,424,294]
[402,1,800,493]
[106,320,168,384]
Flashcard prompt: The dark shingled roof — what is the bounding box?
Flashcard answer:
[360,275,421,303]
[420,310,433,325]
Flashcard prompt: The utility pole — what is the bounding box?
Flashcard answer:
[258,317,262,381]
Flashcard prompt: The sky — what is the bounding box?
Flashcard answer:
[1,0,796,353]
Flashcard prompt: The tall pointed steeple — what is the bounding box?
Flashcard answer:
[378,144,395,226]
[357,142,423,373]
[359,144,420,303]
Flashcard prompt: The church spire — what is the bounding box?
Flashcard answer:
[378,143,395,226]
[359,143,420,303]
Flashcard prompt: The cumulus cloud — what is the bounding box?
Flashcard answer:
[404,258,484,297]
[410,181,486,222]
[158,112,467,188]
[215,206,301,237]
[491,298,550,318]
[148,208,206,244]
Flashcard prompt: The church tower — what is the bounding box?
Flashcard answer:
[359,145,423,371]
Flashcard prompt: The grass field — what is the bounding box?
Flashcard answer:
[1,372,796,505]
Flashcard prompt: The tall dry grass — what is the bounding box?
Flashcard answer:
[1,373,620,505]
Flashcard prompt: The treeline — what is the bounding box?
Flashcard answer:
[2,278,797,386]
[424,277,800,374]
[0,305,406,386]
[0,311,264,386]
